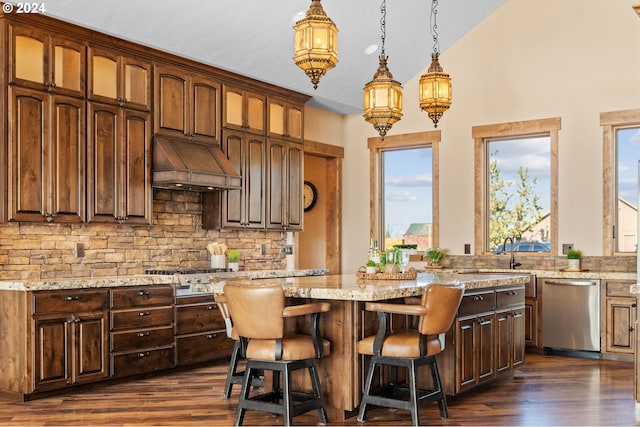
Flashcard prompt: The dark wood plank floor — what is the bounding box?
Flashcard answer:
[0,353,636,426]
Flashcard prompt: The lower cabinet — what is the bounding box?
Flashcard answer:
[109,285,175,377]
[602,280,637,362]
[174,294,234,366]
[442,286,525,396]
[32,289,109,393]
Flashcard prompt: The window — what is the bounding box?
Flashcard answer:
[473,118,560,255]
[601,109,640,255]
[368,131,440,252]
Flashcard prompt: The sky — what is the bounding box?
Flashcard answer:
[617,127,640,207]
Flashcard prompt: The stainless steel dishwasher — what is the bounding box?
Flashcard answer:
[542,278,601,352]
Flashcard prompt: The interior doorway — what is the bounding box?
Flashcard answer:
[296,141,343,274]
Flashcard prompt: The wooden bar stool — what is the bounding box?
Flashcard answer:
[223,281,331,426]
[357,284,464,426]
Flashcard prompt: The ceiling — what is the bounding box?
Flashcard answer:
[8,0,505,114]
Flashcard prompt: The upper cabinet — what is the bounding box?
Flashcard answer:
[222,85,266,135]
[8,87,85,223]
[267,98,304,143]
[9,23,85,98]
[88,46,151,111]
[155,64,220,144]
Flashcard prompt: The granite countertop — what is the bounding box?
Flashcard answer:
[199,272,530,301]
[0,269,329,292]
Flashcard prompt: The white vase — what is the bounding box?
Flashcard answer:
[228,262,239,272]
[567,259,581,270]
[211,255,226,269]
[365,266,377,274]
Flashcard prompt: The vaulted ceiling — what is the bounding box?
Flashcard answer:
[8,0,505,114]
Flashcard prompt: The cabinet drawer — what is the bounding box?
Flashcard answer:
[176,332,235,366]
[110,346,174,377]
[111,326,174,352]
[496,286,525,308]
[33,289,109,314]
[110,286,173,309]
[175,293,215,306]
[175,303,225,335]
[110,306,173,330]
[606,281,635,297]
[458,291,495,316]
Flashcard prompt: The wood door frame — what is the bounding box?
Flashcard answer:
[298,139,343,274]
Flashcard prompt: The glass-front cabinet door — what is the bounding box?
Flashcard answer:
[10,24,85,97]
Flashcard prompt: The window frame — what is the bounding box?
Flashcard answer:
[368,131,441,250]
[601,108,640,256]
[473,117,560,255]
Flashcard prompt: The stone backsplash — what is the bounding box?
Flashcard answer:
[0,189,287,281]
[439,254,637,273]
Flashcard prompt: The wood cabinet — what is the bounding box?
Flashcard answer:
[223,85,266,135]
[602,280,636,361]
[496,288,525,374]
[155,64,220,144]
[218,129,266,229]
[109,286,175,378]
[175,294,234,366]
[31,289,109,392]
[89,46,151,111]
[87,103,151,224]
[524,275,542,352]
[8,87,85,223]
[267,97,303,142]
[9,23,85,97]
[266,139,303,230]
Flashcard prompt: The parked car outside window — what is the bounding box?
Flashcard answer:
[494,241,550,253]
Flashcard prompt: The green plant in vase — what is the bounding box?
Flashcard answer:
[566,249,582,270]
[425,248,444,266]
[227,250,240,271]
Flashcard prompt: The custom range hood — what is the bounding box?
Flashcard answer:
[152,135,241,191]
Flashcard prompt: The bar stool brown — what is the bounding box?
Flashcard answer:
[213,293,262,398]
[357,284,464,426]
[223,281,331,426]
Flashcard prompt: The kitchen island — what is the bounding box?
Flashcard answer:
[203,271,530,421]
[0,271,528,421]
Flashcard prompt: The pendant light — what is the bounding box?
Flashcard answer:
[419,0,452,128]
[363,0,403,141]
[293,0,338,90]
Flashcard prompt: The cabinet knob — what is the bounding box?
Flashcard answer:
[137,332,151,337]
[632,303,637,308]
[473,295,484,302]
[508,290,517,296]
[629,327,635,332]
[206,334,216,339]
[138,290,150,296]
[138,352,150,358]
[64,296,80,301]
[207,305,215,310]
[138,311,150,316]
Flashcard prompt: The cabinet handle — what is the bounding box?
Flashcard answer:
[473,295,484,302]
[138,352,150,358]
[138,311,150,316]
[206,334,217,339]
[137,332,151,337]
[508,290,517,296]
[64,296,80,301]
[207,305,215,310]
[138,290,150,296]
[632,303,637,308]
[629,327,635,332]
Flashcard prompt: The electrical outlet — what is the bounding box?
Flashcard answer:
[282,244,293,255]
[464,243,471,254]
[562,243,573,254]
[261,243,267,255]
[75,242,85,257]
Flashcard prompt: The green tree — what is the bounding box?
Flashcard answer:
[488,151,543,250]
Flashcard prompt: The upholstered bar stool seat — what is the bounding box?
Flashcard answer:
[357,284,464,426]
[224,281,331,426]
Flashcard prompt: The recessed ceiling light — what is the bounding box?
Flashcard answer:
[364,44,379,55]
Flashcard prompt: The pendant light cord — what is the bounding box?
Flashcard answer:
[380,0,387,56]
[430,0,440,55]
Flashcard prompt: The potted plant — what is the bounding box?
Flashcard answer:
[425,248,444,266]
[365,260,378,274]
[227,249,240,272]
[567,249,582,270]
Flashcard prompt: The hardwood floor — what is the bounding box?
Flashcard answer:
[0,353,636,426]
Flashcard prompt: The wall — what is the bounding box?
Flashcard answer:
[0,189,287,280]
[298,154,328,270]
[337,0,640,273]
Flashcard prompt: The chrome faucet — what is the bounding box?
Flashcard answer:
[501,236,522,269]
